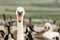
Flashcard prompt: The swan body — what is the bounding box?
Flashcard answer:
[52,24,58,31]
[43,31,59,39]
[16,7,25,40]
[43,23,59,39]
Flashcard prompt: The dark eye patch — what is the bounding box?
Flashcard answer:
[44,27,47,29]
[48,26,50,30]
[17,11,23,16]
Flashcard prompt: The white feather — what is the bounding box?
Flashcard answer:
[16,7,25,40]
[43,23,59,39]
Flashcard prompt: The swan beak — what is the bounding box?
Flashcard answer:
[18,15,22,22]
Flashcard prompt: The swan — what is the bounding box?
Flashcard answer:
[52,24,58,31]
[16,7,25,40]
[52,19,58,31]
[43,23,53,32]
[43,23,59,40]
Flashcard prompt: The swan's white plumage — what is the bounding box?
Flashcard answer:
[43,23,59,39]
[43,23,53,32]
[52,24,58,31]
[16,7,25,16]
[16,7,25,40]
[43,31,59,39]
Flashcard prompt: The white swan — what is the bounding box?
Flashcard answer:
[43,23,59,40]
[52,24,58,31]
[43,23,53,32]
[16,7,25,40]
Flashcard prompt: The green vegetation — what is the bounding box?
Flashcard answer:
[0,13,60,19]
[0,0,60,19]
[0,0,60,26]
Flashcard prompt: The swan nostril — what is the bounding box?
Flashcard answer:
[18,20,21,22]
[18,13,21,16]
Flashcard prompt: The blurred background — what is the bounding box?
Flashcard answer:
[0,0,60,27]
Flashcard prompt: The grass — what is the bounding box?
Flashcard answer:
[0,23,3,25]
[0,0,54,5]
[0,0,60,26]
[0,13,60,19]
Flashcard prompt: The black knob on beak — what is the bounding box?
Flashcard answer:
[17,11,23,16]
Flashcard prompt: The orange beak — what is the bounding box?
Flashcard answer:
[44,28,49,32]
[18,15,22,22]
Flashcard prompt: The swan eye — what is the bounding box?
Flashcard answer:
[44,26,47,29]
[48,27,50,30]
[17,11,23,16]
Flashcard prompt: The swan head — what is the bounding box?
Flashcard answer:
[44,23,53,32]
[16,7,25,22]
